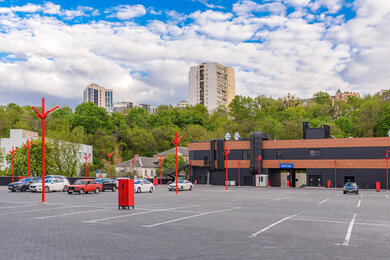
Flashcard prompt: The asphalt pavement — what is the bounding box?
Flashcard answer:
[0,185,389,260]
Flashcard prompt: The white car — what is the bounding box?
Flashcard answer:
[134,179,154,193]
[45,175,70,190]
[168,180,193,191]
[30,178,67,192]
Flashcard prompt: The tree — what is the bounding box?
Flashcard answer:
[374,102,390,137]
[161,153,185,176]
[313,91,332,106]
[72,102,112,135]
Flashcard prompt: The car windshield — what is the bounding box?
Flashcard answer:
[178,180,184,183]
[345,182,357,187]
[134,180,141,184]
[19,179,30,183]
[45,179,53,183]
[95,179,103,183]
[74,180,86,185]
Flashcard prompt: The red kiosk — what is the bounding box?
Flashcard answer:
[118,179,134,209]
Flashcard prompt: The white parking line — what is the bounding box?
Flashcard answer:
[0,204,41,210]
[357,200,361,208]
[142,207,241,228]
[35,208,111,219]
[338,214,357,246]
[360,193,363,198]
[317,199,329,205]
[292,217,390,227]
[269,197,291,202]
[250,211,304,238]
[83,205,201,224]
[0,205,86,216]
[385,195,389,200]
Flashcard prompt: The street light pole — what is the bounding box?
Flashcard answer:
[23,139,36,178]
[107,149,114,178]
[131,158,135,179]
[334,159,337,188]
[83,154,91,180]
[158,156,164,185]
[171,132,182,194]
[256,154,262,189]
[223,147,231,191]
[9,146,18,183]
[32,98,59,203]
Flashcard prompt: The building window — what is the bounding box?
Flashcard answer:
[242,150,250,160]
[204,156,209,165]
[310,149,321,156]
[277,150,282,159]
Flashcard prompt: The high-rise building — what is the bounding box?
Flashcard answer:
[83,83,113,113]
[189,62,235,112]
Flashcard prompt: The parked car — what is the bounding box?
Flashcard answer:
[95,178,116,192]
[8,178,40,192]
[343,182,359,194]
[168,180,193,191]
[45,175,70,191]
[30,178,67,192]
[67,179,103,194]
[134,179,154,193]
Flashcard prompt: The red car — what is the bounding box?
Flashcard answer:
[67,179,103,194]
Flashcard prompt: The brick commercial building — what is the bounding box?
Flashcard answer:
[188,123,390,189]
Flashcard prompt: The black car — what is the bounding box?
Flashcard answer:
[95,178,116,192]
[8,178,41,192]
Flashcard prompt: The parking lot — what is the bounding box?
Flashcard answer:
[1,185,390,260]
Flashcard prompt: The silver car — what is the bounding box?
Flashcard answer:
[168,180,193,191]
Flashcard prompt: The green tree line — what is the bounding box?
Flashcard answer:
[0,90,389,177]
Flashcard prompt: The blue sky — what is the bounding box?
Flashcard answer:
[0,0,389,108]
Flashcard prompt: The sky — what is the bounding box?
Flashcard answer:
[0,0,389,108]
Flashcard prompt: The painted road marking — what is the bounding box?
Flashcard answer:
[35,208,111,219]
[83,205,201,223]
[361,194,363,198]
[270,197,291,202]
[292,217,390,227]
[0,205,87,216]
[250,211,304,238]
[317,199,329,205]
[142,207,241,228]
[357,200,361,208]
[385,195,389,200]
[338,214,357,246]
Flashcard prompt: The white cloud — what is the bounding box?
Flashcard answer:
[107,5,147,20]
[43,2,61,15]
[191,0,225,9]
[233,0,286,16]
[0,0,389,107]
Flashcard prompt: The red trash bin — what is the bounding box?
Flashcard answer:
[376,182,380,192]
[118,179,134,209]
[327,180,331,188]
[287,180,290,187]
[153,178,158,186]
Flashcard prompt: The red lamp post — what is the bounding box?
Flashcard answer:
[256,154,262,189]
[158,156,164,185]
[223,147,231,191]
[107,149,114,179]
[238,160,240,187]
[171,132,182,194]
[32,98,59,203]
[190,160,193,183]
[23,139,36,178]
[383,150,390,192]
[83,154,91,180]
[131,158,135,179]
[9,146,18,182]
[334,159,337,188]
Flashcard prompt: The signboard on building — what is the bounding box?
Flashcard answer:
[279,163,294,169]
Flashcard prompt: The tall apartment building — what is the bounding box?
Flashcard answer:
[189,62,235,112]
[83,83,113,113]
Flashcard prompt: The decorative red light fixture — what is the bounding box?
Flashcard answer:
[171,132,182,194]
[23,139,36,178]
[223,147,231,191]
[256,154,262,189]
[107,149,114,179]
[9,146,18,183]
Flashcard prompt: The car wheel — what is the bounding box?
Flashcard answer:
[181,186,184,191]
[356,191,359,195]
[137,187,141,193]
[45,186,49,192]
[112,186,116,192]
[79,188,84,194]
[68,191,73,194]
[11,190,16,192]
[21,187,26,192]
[95,188,100,194]
[149,187,154,193]
[63,185,67,192]
[102,189,105,192]
[343,191,346,194]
